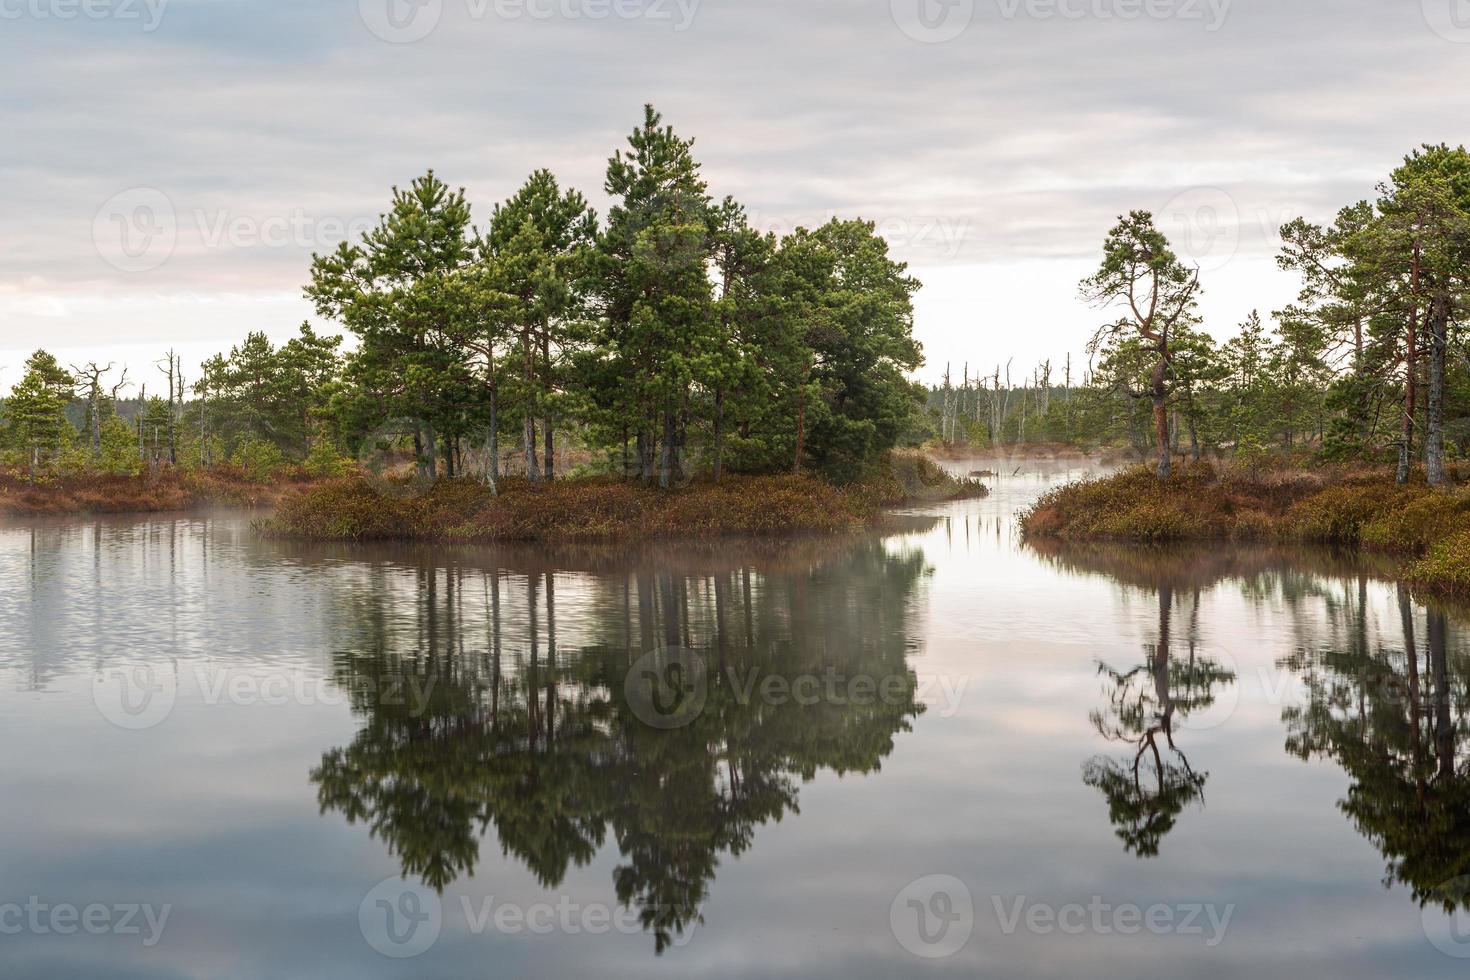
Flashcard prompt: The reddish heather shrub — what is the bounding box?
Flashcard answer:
[260,453,985,543]
[0,467,316,517]
[1021,462,1470,596]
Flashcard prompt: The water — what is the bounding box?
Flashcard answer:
[3,466,1469,978]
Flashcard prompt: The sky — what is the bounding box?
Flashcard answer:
[3,0,1470,391]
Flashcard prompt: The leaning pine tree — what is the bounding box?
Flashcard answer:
[1080,211,1202,480]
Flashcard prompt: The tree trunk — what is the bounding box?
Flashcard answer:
[674,404,688,485]
[1428,607,1454,780]
[793,396,806,475]
[423,420,438,480]
[91,389,102,457]
[1426,293,1449,486]
[523,330,540,482]
[638,406,656,485]
[166,352,177,466]
[712,387,725,482]
[542,331,554,482]
[1399,251,1422,485]
[484,394,500,494]
[658,408,673,490]
[1151,353,1170,480]
[523,412,539,482]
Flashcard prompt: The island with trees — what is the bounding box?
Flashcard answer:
[0,106,981,532]
[7,125,1470,583]
[992,144,1470,597]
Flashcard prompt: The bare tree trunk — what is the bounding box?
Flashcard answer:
[160,350,178,466]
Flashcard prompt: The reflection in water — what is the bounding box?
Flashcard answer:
[12,494,1470,977]
[310,537,931,951]
[1281,581,1470,914]
[1041,538,1470,912]
[1083,585,1235,857]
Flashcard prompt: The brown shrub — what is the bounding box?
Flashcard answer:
[262,473,873,543]
[0,467,315,517]
[1407,529,1470,597]
[1021,462,1470,595]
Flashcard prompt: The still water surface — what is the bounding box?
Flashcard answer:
[3,465,1469,978]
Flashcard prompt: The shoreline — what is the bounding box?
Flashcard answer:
[1020,463,1470,598]
[257,459,988,544]
[0,454,986,539]
[0,469,323,519]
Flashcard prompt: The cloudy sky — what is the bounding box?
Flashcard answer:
[3,0,1469,390]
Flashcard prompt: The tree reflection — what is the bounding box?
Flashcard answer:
[1083,584,1235,857]
[1281,583,1470,912]
[1032,543,1240,858]
[310,538,929,951]
[1029,535,1470,910]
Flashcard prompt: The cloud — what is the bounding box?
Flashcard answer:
[2,0,1467,383]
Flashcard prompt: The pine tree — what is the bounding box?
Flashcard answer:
[4,350,75,481]
[594,104,716,488]
[480,169,597,481]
